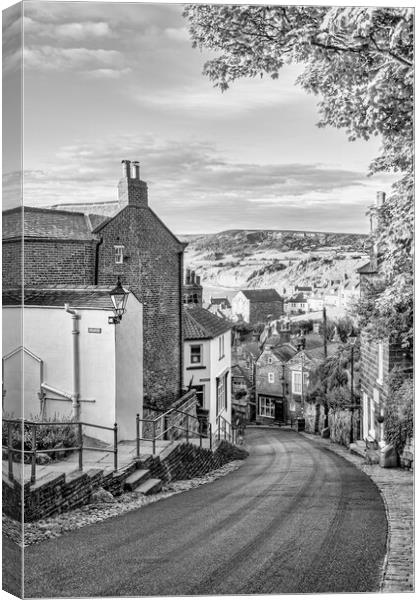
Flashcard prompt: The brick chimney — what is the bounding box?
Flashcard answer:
[118,159,148,208]
[277,317,291,344]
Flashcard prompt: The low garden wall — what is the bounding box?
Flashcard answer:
[3,438,248,523]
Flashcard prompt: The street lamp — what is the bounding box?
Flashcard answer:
[348,332,357,443]
[108,277,129,324]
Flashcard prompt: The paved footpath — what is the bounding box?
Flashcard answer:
[299,432,414,592]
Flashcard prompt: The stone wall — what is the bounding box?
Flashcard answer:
[3,439,248,522]
[304,403,326,434]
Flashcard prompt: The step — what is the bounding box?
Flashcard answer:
[124,469,151,492]
[135,478,163,496]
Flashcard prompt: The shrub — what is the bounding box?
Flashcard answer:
[2,414,77,456]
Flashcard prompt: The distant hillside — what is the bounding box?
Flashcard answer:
[182,229,369,296]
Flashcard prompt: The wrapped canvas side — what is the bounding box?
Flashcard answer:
[2,1,24,598]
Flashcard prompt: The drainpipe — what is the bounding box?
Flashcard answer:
[65,304,81,421]
[94,237,103,285]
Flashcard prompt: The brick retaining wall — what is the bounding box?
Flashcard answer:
[3,440,248,522]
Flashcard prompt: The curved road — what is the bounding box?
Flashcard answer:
[22,428,387,597]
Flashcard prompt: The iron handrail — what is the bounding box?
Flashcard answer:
[3,419,119,484]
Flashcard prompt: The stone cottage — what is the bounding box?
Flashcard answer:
[231,289,284,324]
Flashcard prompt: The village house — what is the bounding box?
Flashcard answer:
[357,191,412,445]
[207,297,232,320]
[231,363,252,422]
[2,286,143,442]
[183,268,203,307]
[294,285,313,297]
[231,288,284,324]
[2,160,186,411]
[284,292,308,315]
[183,306,232,436]
[254,342,297,425]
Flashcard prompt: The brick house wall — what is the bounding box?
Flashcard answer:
[249,300,283,324]
[21,240,96,286]
[2,240,22,287]
[96,205,185,405]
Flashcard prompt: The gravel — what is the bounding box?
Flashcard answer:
[3,460,244,547]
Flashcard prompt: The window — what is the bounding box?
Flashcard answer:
[216,374,228,414]
[268,372,274,383]
[190,345,202,364]
[114,245,124,264]
[292,371,308,395]
[267,356,273,364]
[194,385,205,407]
[259,396,275,418]
[219,335,225,359]
[377,341,384,385]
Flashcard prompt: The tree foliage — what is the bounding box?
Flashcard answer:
[184,5,413,350]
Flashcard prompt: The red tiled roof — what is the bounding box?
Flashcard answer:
[2,207,98,241]
[183,307,231,340]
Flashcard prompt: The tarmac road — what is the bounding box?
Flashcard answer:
[22,427,387,597]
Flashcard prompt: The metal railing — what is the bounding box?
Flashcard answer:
[212,413,237,447]
[2,418,118,484]
[135,406,211,457]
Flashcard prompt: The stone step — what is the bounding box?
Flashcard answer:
[135,478,163,495]
[124,469,151,492]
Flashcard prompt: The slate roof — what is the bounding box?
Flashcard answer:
[3,285,118,309]
[285,293,308,303]
[357,260,378,274]
[209,297,231,307]
[271,343,298,362]
[231,364,251,383]
[240,289,282,302]
[2,207,99,241]
[183,307,232,340]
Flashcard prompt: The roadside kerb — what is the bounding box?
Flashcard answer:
[299,431,414,593]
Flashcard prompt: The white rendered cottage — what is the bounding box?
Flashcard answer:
[183,307,232,436]
[2,286,143,442]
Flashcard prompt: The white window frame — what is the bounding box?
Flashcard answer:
[268,372,274,384]
[219,335,225,359]
[216,374,227,415]
[292,370,308,395]
[114,245,124,264]
[267,356,273,364]
[259,396,275,418]
[190,344,202,365]
[377,341,384,385]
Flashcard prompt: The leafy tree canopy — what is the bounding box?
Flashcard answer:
[184,5,413,350]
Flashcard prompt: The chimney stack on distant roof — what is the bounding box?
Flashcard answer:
[118,159,148,208]
[376,191,386,207]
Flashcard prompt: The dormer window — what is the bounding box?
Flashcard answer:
[114,245,124,265]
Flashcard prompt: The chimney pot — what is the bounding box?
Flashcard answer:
[132,161,140,179]
[376,191,385,207]
[196,275,201,285]
[121,160,131,178]
[191,270,196,283]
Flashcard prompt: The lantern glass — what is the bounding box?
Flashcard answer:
[109,277,129,319]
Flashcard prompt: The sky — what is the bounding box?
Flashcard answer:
[2,0,401,234]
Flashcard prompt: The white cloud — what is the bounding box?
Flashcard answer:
[23,46,125,73]
[164,27,190,42]
[55,21,112,39]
